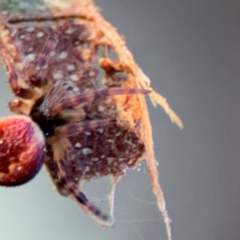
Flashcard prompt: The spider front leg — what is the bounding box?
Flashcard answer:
[0,42,32,99]
[8,97,34,115]
[49,88,150,117]
[29,22,71,86]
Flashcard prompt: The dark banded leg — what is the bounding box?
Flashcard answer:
[0,41,32,98]
[55,119,110,136]
[54,156,112,227]
[50,88,150,116]
[29,22,70,85]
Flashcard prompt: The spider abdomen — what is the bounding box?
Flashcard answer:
[0,115,45,186]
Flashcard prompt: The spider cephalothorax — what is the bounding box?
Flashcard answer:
[0,2,183,239]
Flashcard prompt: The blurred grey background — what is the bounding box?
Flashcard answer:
[0,0,240,240]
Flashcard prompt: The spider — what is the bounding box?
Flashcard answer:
[0,3,183,239]
[0,21,149,226]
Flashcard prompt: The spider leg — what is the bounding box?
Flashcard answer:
[57,107,86,122]
[55,121,121,226]
[8,98,25,114]
[30,22,70,86]
[49,88,150,116]
[52,148,112,227]
[55,119,110,136]
[108,175,121,223]
[0,41,32,99]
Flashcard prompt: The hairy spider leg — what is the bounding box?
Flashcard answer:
[50,88,150,116]
[55,120,122,224]
[54,158,112,226]
[49,124,115,227]
[55,119,110,136]
[30,22,71,84]
[0,41,32,99]
[34,22,70,71]
[108,175,121,223]
[48,118,116,226]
